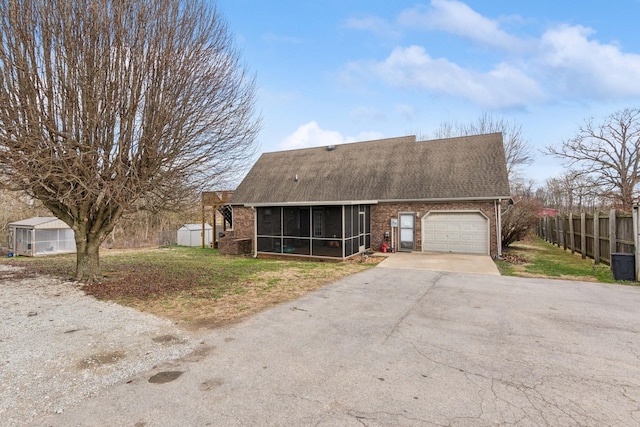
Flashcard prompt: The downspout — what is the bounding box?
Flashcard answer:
[342,205,345,258]
[496,199,502,259]
[252,207,258,258]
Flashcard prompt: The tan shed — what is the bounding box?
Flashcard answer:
[8,217,76,257]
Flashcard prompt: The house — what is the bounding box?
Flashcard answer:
[226,133,511,259]
[8,217,76,256]
[538,207,559,217]
[177,223,213,247]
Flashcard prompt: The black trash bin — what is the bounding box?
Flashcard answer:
[611,253,636,281]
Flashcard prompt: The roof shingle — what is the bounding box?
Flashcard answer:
[231,133,510,204]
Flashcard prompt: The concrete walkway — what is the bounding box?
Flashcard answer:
[378,251,500,275]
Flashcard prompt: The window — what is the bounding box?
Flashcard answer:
[313,209,323,237]
[257,207,281,235]
[284,238,310,255]
[344,206,352,237]
[284,207,310,237]
[324,206,342,237]
[257,236,281,253]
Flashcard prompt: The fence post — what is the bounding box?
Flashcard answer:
[563,215,568,250]
[593,211,600,264]
[568,213,575,253]
[580,212,587,259]
[634,205,639,281]
[609,209,617,262]
[538,218,542,239]
[554,216,561,247]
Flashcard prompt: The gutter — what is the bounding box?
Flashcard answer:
[243,200,379,207]
[378,196,511,203]
[239,195,511,207]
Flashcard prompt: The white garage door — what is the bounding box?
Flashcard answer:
[422,212,489,255]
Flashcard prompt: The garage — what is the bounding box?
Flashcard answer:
[422,211,489,255]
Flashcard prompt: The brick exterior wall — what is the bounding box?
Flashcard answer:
[371,201,500,257]
[218,237,252,255]
[230,206,255,250]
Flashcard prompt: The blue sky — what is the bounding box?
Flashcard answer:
[217,0,640,185]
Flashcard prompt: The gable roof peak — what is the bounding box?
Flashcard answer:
[266,135,417,155]
[416,131,503,144]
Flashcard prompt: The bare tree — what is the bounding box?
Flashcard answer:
[546,108,640,211]
[0,189,49,250]
[540,171,603,214]
[509,178,537,198]
[538,176,568,212]
[432,112,533,189]
[0,0,260,281]
[501,197,543,248]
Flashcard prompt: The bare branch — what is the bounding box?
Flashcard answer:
[431,112,532,189]
[501,197,542,247]
[545,108,640,210]
[0,0,260,281]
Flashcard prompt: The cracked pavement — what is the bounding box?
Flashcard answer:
[33,265,640,426]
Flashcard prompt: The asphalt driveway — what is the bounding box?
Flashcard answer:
[35,266,640,426]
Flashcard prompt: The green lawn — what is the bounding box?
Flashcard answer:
[5,239,634,328]
[2,246,378,327]
[496,237,631,284]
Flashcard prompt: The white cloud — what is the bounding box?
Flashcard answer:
[537,25,640,99]
[341,1,640,109]
[398,0,529,51]
[345,16,401,39]
[363,45,544,109]
[279,121,384,150]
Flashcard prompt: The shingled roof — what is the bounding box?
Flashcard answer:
[231,133,510,205]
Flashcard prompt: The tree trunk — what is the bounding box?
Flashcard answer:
[74,232,102,283]
[620,185,634,211]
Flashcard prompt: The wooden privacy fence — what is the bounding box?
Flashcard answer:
[538,209,634,265]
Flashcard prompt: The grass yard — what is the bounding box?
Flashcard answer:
[4,237,634,331]
[2,247,380,330]
[496,236,626,284]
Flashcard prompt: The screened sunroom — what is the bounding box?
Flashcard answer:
[255,204,371,258]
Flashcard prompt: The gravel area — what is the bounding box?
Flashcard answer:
[0,264,200,426]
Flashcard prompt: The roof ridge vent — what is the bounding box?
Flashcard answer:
[326,145,336,151]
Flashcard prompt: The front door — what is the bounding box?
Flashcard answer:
[399,213,415,251]
[16,228,32,256]
[8,227,14,253]
[359,211,365,252]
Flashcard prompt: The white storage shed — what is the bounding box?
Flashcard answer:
[8,217,76,257]
[177,223,213,247]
